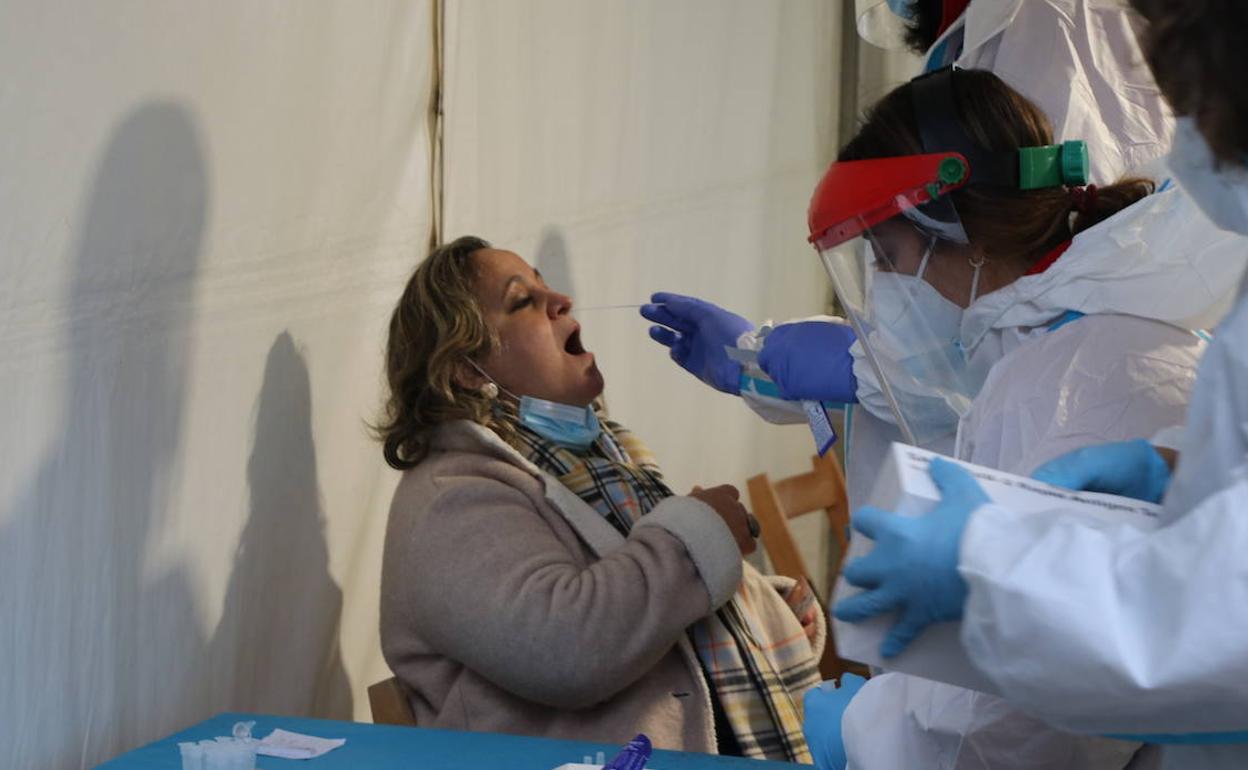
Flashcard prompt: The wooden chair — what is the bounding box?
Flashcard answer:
[747,452,869,683]
[368,677,417,726]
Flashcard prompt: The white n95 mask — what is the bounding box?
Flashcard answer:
[854,271,974,443]
[858,272,973,441]
[871,272,965,347]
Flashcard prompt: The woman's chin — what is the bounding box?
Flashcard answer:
[581,364,606,403]
[543,359,604,406]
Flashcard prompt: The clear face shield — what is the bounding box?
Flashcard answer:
[808,153,981,446]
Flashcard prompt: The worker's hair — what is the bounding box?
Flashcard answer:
[901,0,944,54]
[1130,0,1248,166]
[839,69,1154,265]
[375,235,516,470]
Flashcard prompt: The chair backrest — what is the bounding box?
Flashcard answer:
[368,677,418,726]
[747,451,868,682]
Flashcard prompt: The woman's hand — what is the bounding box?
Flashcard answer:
[784,577,820,643]
[689,484,759,556]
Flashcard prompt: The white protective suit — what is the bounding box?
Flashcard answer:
[927,0,1173,185]
[952,173,1248,769]
[835,184,1244,770]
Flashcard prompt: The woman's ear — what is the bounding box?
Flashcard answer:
[453,361,486,391]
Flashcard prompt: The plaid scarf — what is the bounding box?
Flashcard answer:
[509,418,816,763]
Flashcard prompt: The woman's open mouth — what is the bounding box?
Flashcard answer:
[564,326,588,356]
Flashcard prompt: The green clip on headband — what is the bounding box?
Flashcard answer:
[1018,141,1089,190]
[912,68,1091,192]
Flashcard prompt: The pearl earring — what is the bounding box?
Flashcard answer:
[480,382,499,400]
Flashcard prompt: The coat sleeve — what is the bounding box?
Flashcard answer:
[405,473,742,710]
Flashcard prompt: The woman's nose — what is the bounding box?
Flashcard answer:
[546,289,572,318]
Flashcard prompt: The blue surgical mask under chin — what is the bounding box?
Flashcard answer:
[518,396,602,450]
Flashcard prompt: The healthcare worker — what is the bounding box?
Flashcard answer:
[642,0,1176,511]
[858,0,1173,183]
[794,67,1242,770]
[833,3,1248,769]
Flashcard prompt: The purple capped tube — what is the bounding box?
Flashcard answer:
[603,734,651,770]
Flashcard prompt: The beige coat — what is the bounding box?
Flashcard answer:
[380,420,824,752]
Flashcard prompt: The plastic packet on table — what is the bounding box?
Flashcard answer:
[727,336,839,457]
[178,722,258,770]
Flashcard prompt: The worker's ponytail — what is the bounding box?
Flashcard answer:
[1068,180,1156,236]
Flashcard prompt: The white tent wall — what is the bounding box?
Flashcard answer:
[855,42,923,113]
[0,1,918,767]
[442,0,845,585]
[0,2,431,767]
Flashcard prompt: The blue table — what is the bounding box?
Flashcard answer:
[95,713,806,769]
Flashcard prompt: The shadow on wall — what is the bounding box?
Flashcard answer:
[534,226,575,297]
[208,332,353,719]
[0,101,210,769]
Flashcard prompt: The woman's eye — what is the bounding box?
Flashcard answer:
[509,296,533,312]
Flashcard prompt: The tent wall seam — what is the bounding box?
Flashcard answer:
[826,0,861,327]
[429,0,446,250]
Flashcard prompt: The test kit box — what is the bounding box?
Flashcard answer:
[831,442,1163,695]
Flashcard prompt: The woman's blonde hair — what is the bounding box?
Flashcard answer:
[376,236,516,470]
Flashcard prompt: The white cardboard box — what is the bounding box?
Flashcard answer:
[831,442,1163,695]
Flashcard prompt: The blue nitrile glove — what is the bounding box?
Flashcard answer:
[834,458,989,658]
[640,292,754,395]
[758,320,858,403]
[1031,439,1171,504]
[803,674,868,770]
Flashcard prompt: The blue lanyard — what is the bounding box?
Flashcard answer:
[924,25,966,72]
[1047,309,1212,343]
[1046,309,1086,331]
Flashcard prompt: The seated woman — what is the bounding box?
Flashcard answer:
[376,237,824,761]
